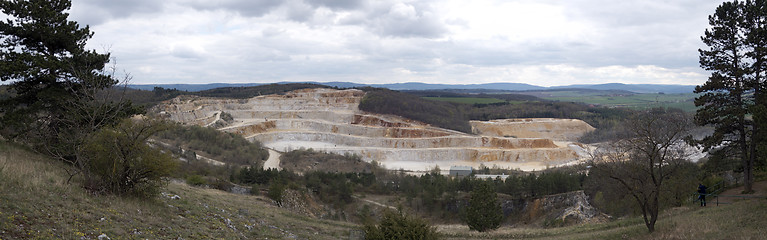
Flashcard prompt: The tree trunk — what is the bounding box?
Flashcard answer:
[743,123,753,193]
[745,147,755,193]
[648,194,659,233]
[738,93,753,193]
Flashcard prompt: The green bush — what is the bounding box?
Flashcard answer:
[268,182,286,206]
[186,175,206,186]
[363,210,439,240]
[465,181,503,232]
[82,118,178,197]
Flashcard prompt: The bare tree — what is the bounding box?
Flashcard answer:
[588,109,693,233]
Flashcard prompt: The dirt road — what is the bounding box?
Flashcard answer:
[263,149,282,170]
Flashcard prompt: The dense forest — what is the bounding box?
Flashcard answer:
[358,88,473,133]
[360,88,635,143]
[119,83,335,108]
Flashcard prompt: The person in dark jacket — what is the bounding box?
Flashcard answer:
[698,184,707,207]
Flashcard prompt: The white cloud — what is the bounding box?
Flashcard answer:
[62,0,727,86]
[170,43,206,59]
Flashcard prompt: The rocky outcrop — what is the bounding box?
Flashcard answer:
[502,190,608,226]
[151,88,590,172]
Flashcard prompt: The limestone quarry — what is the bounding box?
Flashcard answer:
[152,88,594,172]
[471,118,595,141]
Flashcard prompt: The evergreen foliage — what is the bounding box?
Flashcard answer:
[0,0,133,139]
[0,0,147,195]
[696,0,767,193]
[465,181,503,232]
[268,182,285,206]
[196,83,333,99]
[363,210,439,240]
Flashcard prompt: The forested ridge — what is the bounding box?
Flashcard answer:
[359,88,634,142]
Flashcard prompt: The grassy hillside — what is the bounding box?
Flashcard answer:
[440,198,767,239]
[1,140,766,239]
[0,141,356,239]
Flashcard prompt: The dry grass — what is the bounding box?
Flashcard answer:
[0,140,358,239]
[437,217,647,240]
[640,200,767,240]
[2,139,766,239]
[437,197,767,240]
[0,141,70,191]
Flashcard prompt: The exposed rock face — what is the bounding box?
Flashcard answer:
[502,190,608,226]
[152,88,590,172]
[471,118,595,141]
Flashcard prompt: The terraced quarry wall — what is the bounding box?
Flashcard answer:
[152,88,590,172]
[471,118,595,141]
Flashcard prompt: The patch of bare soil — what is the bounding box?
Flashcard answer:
[712,180,767,205]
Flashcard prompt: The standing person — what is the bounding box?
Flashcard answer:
[698,184,707,207]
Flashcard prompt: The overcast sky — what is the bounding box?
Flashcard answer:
[64,0,726,86]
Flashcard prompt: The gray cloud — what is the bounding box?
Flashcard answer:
[68,0,722,86]
[70,0,165,26]
[305,0,362,10]
[338,1,448,38]
[186,0,283,17]
[284,0,315,22]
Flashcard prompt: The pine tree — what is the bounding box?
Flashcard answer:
[0,0,141,190]
[697,0,767,193]
[0,0,121,138]
[465,180,503,232]
[744,0,767,176]
[363,210,439,240]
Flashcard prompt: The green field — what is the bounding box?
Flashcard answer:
[530,92,699,112]
[423,92,699,112]
[423,97,507,104]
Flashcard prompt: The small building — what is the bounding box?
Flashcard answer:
[449,166,473,177]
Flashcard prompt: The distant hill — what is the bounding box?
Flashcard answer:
[355,82,545,91]
[129,82,697,94]
[128,83,265,92]
[550,83,696,94]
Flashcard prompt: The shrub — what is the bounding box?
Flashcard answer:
[363,210,439,240]
[82,118,178,197]
[186,175,206,186]
[268,182,285,206]
[465,181,503,232]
